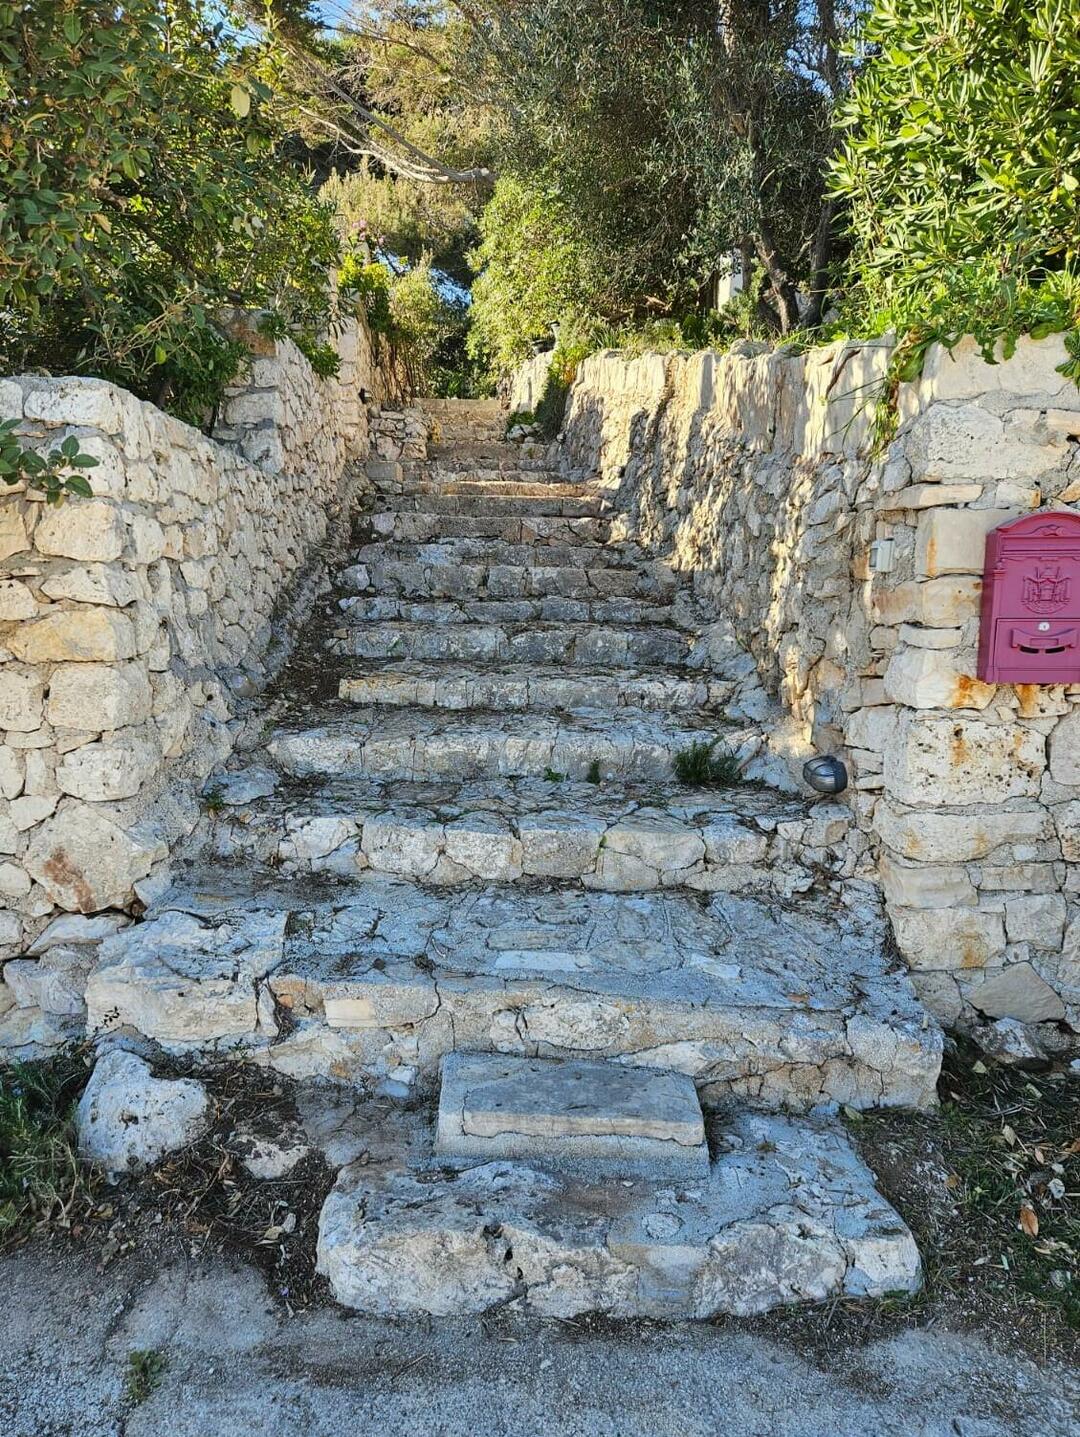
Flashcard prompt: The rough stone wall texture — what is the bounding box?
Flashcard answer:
[509,351,554,414]
[558,336,1080,1039]
[0,317,375,955]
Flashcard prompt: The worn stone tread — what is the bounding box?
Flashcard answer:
[335,594,684,629]
[339,559,676,603]
[435,1052,709,1174]
[330,618,693,666]
[317,1107,922,1317]
[266,707,746,782]
[86,875,942,1109]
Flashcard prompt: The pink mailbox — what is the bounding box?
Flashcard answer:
[978,510,1080,684]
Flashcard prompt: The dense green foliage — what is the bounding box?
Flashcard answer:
[0,1055,93,1244]
[0,0,340,423]
[833,0,1080,365]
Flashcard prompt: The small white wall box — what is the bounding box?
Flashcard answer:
[869,538,896,573]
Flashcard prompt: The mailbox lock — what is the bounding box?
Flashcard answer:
[1038,622,1050,632]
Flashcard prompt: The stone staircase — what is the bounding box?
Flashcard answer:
[86,398,943,1319]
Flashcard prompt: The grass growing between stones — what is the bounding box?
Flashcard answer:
[849,1042,1079,1345]
[0,1053,95,1249]
[123,1348,167,1405]
[673,739,743,787]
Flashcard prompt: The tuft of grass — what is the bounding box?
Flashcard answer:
[201,783,225,814]
[124,1349,167,1405]
[585,758,603,784]
[543,767,565,783]
[0,1054,94,1246]
[672,738,743,787]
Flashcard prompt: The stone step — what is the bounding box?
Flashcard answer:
[317,1107,922,1317]
[418,449,557,472]
[335,595,681,630]
[267,709,739,782]
[206,774,840,892]
[386,493,605,518]
[337,662,717,714]
[86,876,942,1111]
[331,619,692,666]
[338,559,676,604]
[351,539,639,570]
[434,1053,709,1175]
[375,478,591,500]
[365,511,611,544]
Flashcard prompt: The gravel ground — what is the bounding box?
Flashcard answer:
[2,1243,1077,1437]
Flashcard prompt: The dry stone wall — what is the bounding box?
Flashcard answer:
[0,317,374,960]
[558,336,1080,1044]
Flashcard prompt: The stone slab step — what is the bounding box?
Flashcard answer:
[387,493,604,517]
[365,512,611,544]
[267,709,738,782]
[317,1108,922,1317]
[331,619,692,667]
[206,774,839,892]
[339,559,676,603]
[435,1053,709,1175]
[351,539,640,570]
[377,476,581,498]
[335,595,682,630]
[87,876,942,1111]
[338,662,718,714]
[416,450,558,472]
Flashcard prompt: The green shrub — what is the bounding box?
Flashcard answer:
[673,739,744,788]
[0,1055,93,1245]
[833,0,1080,363]
[0,0,341,424]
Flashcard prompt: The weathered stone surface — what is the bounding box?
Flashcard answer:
[884,714,1045,807]
[883,648,995,711]
[46,663,152,731]
[968,962,1066,1024]
[0,667,44,732]
[318,1109,921,1318]
[3,947,94,1016]
[77,1048,210,1178]
[874,803,1049,862]
[435,1053,708,1174]
[8,607,136,663]
[86,909,287,1046]
[1048,708,1080,786]
[890,906,1006,972]
[914,509,1015,578]
[57,729,160,801]
[34,500,124,562]
[24,801,160,911]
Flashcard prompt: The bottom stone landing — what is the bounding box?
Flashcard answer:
[316,1052,922,1319]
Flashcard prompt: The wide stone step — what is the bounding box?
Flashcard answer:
[418,449,557,472]
[338,662,717,714]
[331,619,692,666]
[435,1053,709,1175]
[365,511,611,544]
[339,558,676,603]
[376,478,591,501]
[85,876,942,1111]
[335,595,681,630]
[317,1107,922,1317]
[267,709,735,782]
[205,774,838,892]
[387,493,605,517]
[351,539,638,570]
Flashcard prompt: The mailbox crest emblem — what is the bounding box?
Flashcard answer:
[1022,564,1070,614]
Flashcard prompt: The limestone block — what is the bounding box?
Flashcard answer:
[34,500,124,562]
[881,483,984,509]
[77,1049,210,1178]
[1053,800,1080,862]
[967,961,1066,1023]
[890,905,1006,971]
[56,728,160,801]
[883,648,995,710]
[24,800,160,910]
[914,508,1014,578]
[0,504,29,561]
[0,667,44,732]
[1048,708,1080,786]
[10,794,57,830]
[0,579,40,620]
[879,855,976,909]
[844,704,900,754]
[884,713,1044,807]
[519,813,607,877]
[23,378,125,433]
[3,946,93,1015]
[911,577,983,627]
[46,662,152,730]
[917,335,1077,405]
[0,861,31,898]
[1004,894,1067,949]
[8,607,136,663]
[0,746,24,800]
[875,802,1049,862]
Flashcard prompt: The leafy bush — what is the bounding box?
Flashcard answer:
[340,251,466,396]
[673,739,744,788]
[0,0,341,424]
[833,0,1080,362]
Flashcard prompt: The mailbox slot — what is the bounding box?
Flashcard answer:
[978,511,1080,685]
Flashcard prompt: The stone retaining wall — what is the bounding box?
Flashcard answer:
[0,317,375,957]
[557,337,1080,1043]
